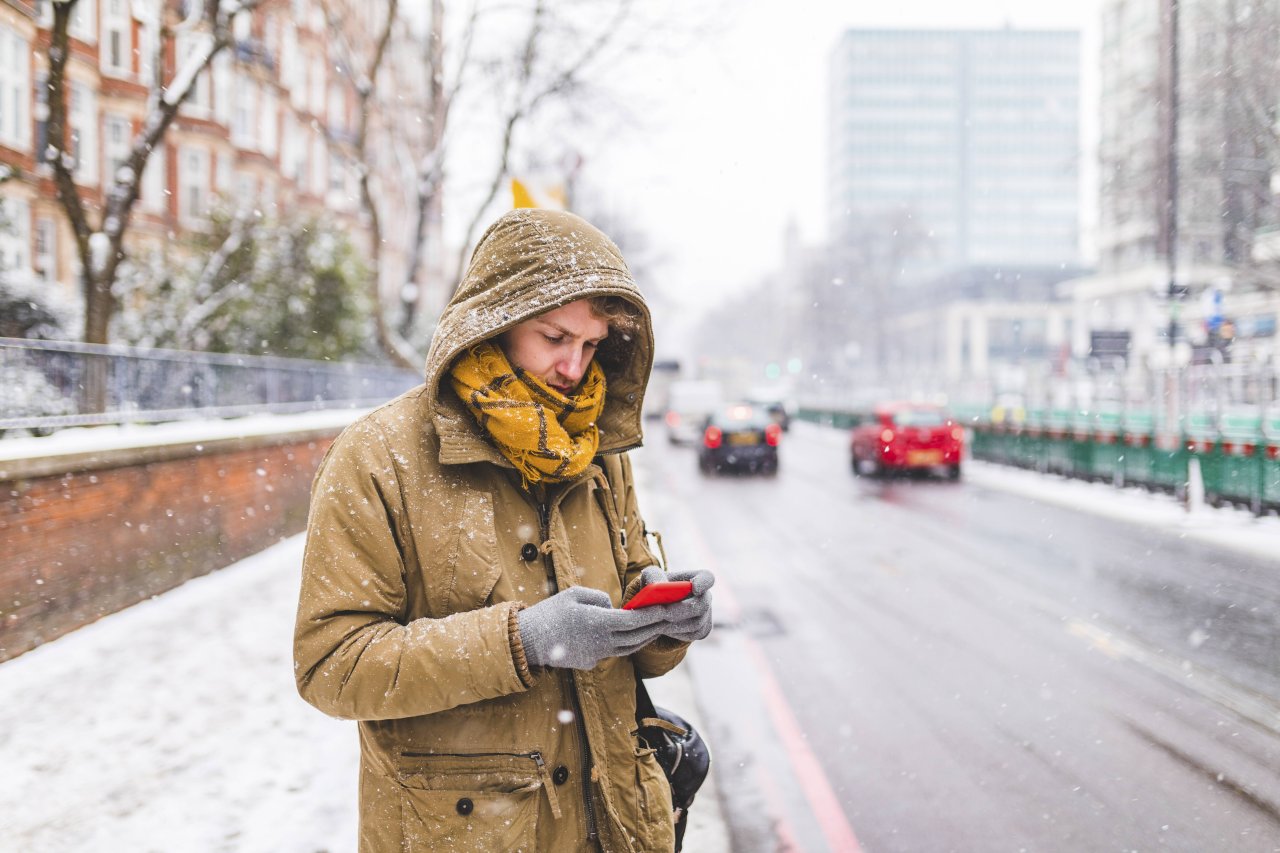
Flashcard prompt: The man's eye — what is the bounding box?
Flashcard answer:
[544,335,563,344]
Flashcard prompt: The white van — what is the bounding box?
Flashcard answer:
[664,380,723,445]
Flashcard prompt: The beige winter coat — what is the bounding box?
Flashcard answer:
[294,209,685,852]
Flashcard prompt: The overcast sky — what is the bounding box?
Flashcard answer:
[582,0,1103,318]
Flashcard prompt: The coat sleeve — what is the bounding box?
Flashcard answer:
[294,419,529,721]
[612,452,690,679]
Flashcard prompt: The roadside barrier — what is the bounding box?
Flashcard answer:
[801,405,1280,516]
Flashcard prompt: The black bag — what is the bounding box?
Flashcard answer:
[635,679,711,851]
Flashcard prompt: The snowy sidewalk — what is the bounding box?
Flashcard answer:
[963,458,1280,563]
[0,536,358,852]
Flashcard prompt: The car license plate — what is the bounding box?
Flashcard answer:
[728,433,759,446]
[907,449,942,465]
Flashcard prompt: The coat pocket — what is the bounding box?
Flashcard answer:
[631,745,677,853]
[442,491,501,614]
[397,750,547,853]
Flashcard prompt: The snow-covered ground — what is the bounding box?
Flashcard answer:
[964,458,1280,562]
[0,536,359,852]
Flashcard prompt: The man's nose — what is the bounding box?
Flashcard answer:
[557,348,587,382]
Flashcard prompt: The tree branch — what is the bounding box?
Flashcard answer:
[175,210,258,342]
[45,1,92,265]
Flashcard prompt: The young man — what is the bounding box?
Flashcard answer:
[294,208,714,852]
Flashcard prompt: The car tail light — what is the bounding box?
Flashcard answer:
[951,427,964,441]
[704,425,723,449]
[765,423,782,447]
[880,428,895,444]
[666,411,680,427]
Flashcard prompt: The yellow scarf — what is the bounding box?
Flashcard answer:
[449,341,607,485]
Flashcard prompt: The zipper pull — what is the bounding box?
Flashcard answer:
[532,751,563,819]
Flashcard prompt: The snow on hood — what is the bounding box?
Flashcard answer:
[422,209,654,453]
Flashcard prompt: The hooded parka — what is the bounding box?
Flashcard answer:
[294,209,685,853]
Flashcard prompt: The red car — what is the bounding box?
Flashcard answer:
[850,402,963,479]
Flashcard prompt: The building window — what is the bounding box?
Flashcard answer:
[178,146,210,224]
[310,55,325,115]
[0,27,31,151]
[0,196,31,274]
[141,144,166,213]
[69,0,97,43]
[310,132,325,195]
[101,0,133,77]
[33,74,47,165]
[104,114,131,184]
[34,216,55,283]
[327,152,344,193]
[234,9,253,42]
[260,86,277,157]
[280,23,298,95]
[69,82,98,184]
[231,73,258,148]
[212,52,233,125]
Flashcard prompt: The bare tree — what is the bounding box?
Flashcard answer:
[45,0,265,407]
[323,0,702,366]
[317,0,423,368]
[828,210,929,381]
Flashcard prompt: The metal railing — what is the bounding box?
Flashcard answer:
[0,337,421,433]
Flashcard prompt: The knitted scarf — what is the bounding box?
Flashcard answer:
[449,340,607,485]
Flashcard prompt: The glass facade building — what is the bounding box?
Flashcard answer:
[828,29,1081,276]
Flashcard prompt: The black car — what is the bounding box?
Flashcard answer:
[697,403,781,476]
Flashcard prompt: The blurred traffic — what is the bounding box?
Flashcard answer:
[696,403,782,476]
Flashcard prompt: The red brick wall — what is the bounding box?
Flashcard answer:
[0,433,337,662]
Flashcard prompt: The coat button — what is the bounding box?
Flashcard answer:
[520,543,539,562]
[553,765,570,785]
[456,797,474,816]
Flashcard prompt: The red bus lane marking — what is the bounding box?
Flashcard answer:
[675,483,864,852]
[745,638,865,853]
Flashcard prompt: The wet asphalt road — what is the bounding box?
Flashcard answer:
[635,422,1280,853]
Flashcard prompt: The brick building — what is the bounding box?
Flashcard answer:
[0,0,428,324]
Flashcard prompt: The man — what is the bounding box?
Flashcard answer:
[294,208,714,852]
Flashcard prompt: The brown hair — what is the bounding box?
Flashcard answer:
[587,295,643,371]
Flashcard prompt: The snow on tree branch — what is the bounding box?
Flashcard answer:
[161,33,215,107]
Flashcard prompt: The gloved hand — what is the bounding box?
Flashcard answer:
[518,586,670,670]
[628,568,715,643]
[657,569,715,641]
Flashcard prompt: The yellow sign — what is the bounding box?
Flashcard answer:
[511,177,566,210]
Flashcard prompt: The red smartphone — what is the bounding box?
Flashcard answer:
[623,580,693,610]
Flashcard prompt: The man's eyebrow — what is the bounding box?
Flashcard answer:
[539,319,608,343]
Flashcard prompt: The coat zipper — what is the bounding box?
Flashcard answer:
[537,493,600,844]
[401,748,562,818]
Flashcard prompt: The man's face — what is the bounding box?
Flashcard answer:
[498,300,609,394]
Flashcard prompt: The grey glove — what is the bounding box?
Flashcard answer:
[640,569,716,643]
[518,586,670,670]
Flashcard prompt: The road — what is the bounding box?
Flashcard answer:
[637,421,1280,852]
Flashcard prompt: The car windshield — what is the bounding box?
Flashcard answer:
[891,409,947,427]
